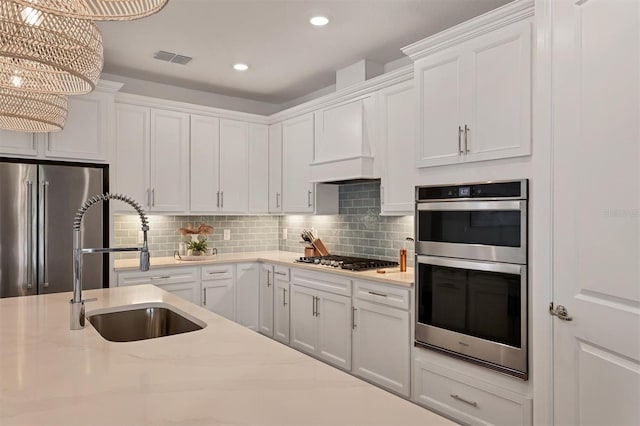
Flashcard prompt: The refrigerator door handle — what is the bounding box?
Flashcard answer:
[26,181,33,289]
[41,181,49,289]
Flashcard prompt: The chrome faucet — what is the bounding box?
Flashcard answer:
[71,193,150,330]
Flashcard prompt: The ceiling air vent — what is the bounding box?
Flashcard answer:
[153,50,193,65]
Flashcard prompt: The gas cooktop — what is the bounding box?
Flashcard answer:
[296,255,399,271]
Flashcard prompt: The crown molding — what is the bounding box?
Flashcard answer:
[95,79,124,94]
[401,0,534,61]
[114,92,269,124]
[268,65,413,124]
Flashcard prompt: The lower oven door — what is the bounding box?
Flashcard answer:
[415,255,528,379]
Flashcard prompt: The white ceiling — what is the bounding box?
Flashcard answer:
[98,0,512,104]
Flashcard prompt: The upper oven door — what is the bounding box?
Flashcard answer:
[416,200,527,264]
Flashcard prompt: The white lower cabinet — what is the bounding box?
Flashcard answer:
[116,267,201,305]
[235,263,259,330]
[201,264,235,321]
[290,269,352,371]
[273,267,290,344]
[413,356,532,426]
[258,263,274,337]
[352,280,410,397]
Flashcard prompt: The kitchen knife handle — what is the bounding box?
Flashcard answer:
[42,181,49,288]
[25,181,33,289]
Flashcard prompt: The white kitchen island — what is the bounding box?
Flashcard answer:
[0,285,453,426]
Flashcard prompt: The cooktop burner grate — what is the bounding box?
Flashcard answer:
[296,255,399,271]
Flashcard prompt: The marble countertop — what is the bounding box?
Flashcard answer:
[0,286,452,426]
[114,251,415,287]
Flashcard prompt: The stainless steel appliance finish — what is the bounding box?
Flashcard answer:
[297,255,399,271]
[0,160,106,298]
[88,305,203,342]
[415,179,528,264]
[414,179,529,380]
[415,255,528,379]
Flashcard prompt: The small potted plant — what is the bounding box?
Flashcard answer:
[186,237,208,256]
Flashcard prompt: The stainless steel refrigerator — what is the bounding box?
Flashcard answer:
[0,160,107,298]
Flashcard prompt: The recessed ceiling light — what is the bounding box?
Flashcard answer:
[233,63,249,71]
[309,16,329,26]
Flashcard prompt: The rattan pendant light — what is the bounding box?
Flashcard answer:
[0,87,67,132]
[11,0,168,21]
[0,0,103,95]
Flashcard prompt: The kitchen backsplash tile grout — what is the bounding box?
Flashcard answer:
[113,182,414,266]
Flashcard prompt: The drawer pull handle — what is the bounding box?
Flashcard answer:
[150,276,171,280]
[274,271,287,276]
[368,291,388,297]
[450,394,478,408]
[208,271,226,275]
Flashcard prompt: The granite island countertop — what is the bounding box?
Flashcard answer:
[114,250,415,287]
[0,285,451,426]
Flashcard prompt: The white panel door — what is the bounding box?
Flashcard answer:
[249,123,269,213]
[290,284,318,355]
[268,123,283,213]
[258,264,274,337]
[273,278,290,344]
[219,119,249,213]
[202,278,235,321]
[149,109,189,212]
[282,113,314,213]
[0,131,38,156]
[552,1,640,425]
[465,20,532,162]
[190,114,220,213]
[114,103,150,212]
[235,263,259,331]
[415,51,464,168]
[377,80,416,215]
[353,299,410,396]
[317,291,352,370]
[46,92,108,161]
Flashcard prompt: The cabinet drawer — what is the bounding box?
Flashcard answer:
[291,269,351,297]
[273,265,290,281]
[354,280,409,310]
[118,267,198,287]
[201,264,234,281]
[414,358,532,426]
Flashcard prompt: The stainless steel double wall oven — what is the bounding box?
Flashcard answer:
[414,180,528,379]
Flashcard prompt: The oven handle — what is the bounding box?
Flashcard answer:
[417,200,524,212]
[416,255,524,275]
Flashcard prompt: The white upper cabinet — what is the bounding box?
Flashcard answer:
[114,103,150,213]
[416,50,465,167]
[376,80,417,215]
[268,123,283,213]
[46,91,109,162]
[0,131,38,157]
[282,113,314,213]
[114,104,188,213]
[405,8,533,168]
[219,119,249,213]
[190,114,220,213]
[149,109,189,212]
[248,123,269,213]
[190,116,257,214]
[282,113,338,214]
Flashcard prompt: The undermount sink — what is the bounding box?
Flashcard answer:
[88,303,205,342]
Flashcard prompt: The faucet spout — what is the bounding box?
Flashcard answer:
[71,193,150,330]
